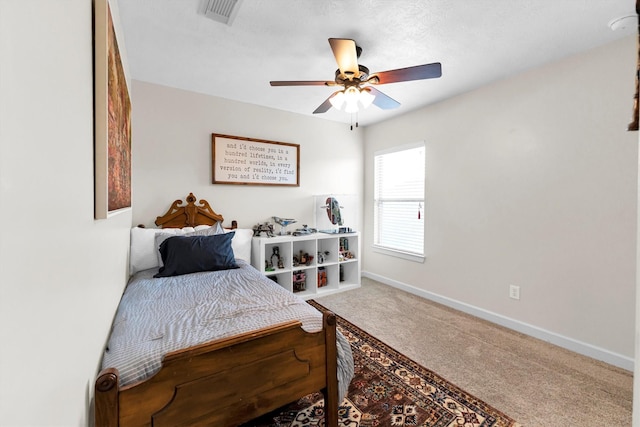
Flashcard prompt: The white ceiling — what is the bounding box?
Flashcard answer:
[117,0,637,127]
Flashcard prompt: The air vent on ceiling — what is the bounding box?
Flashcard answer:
[203,0,243,26]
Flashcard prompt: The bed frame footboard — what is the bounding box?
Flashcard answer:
[95,311,339,427]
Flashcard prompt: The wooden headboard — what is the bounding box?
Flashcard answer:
[155,192,225,228]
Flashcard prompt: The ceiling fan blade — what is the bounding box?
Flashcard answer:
[313,93,335,114]
[368,86,400,110]
[371,62,442,85]
[270,80,334,86]
[328,38,359,78]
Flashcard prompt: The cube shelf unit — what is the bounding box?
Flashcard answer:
[251,232,360,300]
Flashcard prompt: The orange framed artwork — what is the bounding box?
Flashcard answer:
[94,0,132,218]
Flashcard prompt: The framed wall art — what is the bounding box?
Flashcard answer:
[94,0,132,219]
[628,0,639,131]
[212,134,300,186]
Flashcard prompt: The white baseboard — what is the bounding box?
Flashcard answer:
[362,270,634,372]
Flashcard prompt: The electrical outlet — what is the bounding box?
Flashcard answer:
[509,285,520,300]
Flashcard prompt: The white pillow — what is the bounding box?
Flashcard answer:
[130,227,163,275]
[129,222,224,275]
[225,228,253,263]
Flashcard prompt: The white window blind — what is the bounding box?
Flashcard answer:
[374,143,425,258]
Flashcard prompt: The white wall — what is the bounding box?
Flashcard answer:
[635,128,640,425]
[0,1,131,425]
[363,36,638,368]
[131,81,364,230]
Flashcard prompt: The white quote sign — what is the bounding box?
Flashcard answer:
[212,134,299,186]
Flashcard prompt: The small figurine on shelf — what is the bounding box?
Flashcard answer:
[317,250,330,264]
[298,250,314,266]
[270,246,282,270]
[339,250,355,262]
[265,259,274,272]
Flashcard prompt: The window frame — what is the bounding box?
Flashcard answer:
[373,141,426,263]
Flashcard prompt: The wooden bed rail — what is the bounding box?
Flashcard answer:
[95,311,340,427]
[322,311,339,427]
[95,368,119,427]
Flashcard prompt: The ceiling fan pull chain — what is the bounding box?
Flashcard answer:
[349,112,359,131]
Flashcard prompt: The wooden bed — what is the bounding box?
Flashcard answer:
[95,193,340,427]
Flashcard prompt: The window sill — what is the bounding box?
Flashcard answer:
[372,245,425,263]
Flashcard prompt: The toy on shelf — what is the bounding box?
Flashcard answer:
[292,250,314,267]
[293,270,306,292]
[318,267,327,288]
[253,222,275,237]
[292,224,317,236]
[265,246,283,271]
[273,216,297,235]
[317,250,330,264]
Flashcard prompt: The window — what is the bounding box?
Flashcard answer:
[374,143,425,260]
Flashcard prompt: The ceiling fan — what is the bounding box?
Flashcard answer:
[270,38,442,115]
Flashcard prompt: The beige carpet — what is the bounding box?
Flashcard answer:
[315,277,633,426]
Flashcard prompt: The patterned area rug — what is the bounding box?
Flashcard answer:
[245,301,520,427]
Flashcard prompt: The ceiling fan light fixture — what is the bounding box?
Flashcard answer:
[344,86,359,102]
[358,87,375,109]
[343,86,360,113]
[329,86,374,113]
[344,101,359,114]
[329,91,345,110]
